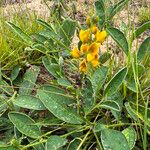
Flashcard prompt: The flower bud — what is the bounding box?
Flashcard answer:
[86,17,91,27]
[92,15,99,24]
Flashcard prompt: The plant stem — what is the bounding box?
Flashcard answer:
[76,129,91,150]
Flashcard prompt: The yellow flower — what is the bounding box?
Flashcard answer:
[87,53,95,62]
[87,53,99,62]
[96,30,107,43]
[88,42,100,54]
[70,47,80,58]
[79,59,87,72]
[91,53,99,67]
[91,26,98,34]
[80,44,89,53]
[79,29,90,43]
[91,59,99,67]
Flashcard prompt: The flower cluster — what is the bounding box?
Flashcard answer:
[70,16,107,73]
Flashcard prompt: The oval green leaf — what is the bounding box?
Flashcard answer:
[13,95,46,110]
[57,78,72,87]
[137,37,150,62]
[107,92,124,120]
[132,21,150,41]
[107,27,129,55]
[91,66,108,96]
[99,100,120,112]
[19,66,40,95]
[8,112,41,139]
[125,102,138,121]
[95,0,105,28]
[122,127,137,149]
[42,56,60,79]
[101,129,130,150]
[104,67,128,96]
[11,65,21,81]
[37,90,83,124]
[60,19,76,47]
[45,135,67,150]
[6,22,33,45]
[99,52,111,64]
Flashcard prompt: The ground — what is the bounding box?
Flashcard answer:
[2,0,150,52]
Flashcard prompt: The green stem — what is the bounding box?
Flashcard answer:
[76,129,91,150]
[107,123,142,128]
[93,130,103,150]
[22,139,47,150]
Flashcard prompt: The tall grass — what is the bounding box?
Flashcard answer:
[0,3,43,70]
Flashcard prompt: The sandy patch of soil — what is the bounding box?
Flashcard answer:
[2,0,50,18]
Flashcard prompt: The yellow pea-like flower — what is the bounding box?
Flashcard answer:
[79,29,90,43]
[80,44,89,53]
[87,53,95,62]
[70,47,80,58]
[79,59,87,72]
[96,30,107,43]
[88,42,100,54]
[91,59,99,67]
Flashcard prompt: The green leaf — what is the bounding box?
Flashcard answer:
[82,78,94,114]
[37,19,54,32]
[39,84,66,94]
[45,135,67,150]
[99,52,111,64]
[101,129,130,150]
[107,92,123,120]
[122,127,137,149]
[42,56,60,78]
[109,0,129,19]
[60,19,76,47]
[8,112,41,139]
[94,122,106,132]
[57,78,72,87]
[104,67,128,96]
[137,37,150,62]
[0,146,19,150]
[95,0,105,28]
[39,85,73,105]
[19,66,40,95]
[32,33,47,44]
[99,100,120,111]
[13,95,46,110]
[124,79,137,93]
[91,66,108,96]
[132,21,150,40]
[6,22,33,45]
[11,65,21,81]
[67,139,80,150]
[107,27,129,55]
[32,44,48,54]
[125,102,138,121]
[37,90,83,124]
